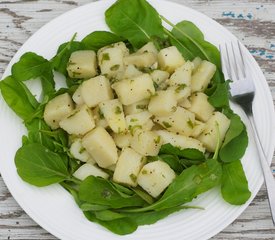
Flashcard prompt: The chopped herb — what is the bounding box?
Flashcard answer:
[115,106,122,114]
[162,121,172,128]
[175,84,187,93]
[101,53,110,63]
[172,106,177,112]
[98,109,105,119]
[130,118,138,122]
[72,71,81,78]
[136,104,147,110]
[110,64,120,71]
[79,147,86,154]
[187,119,195,129]
[142,169,148,174]
[154,136,161,144]
[153,81,158,90]
[129,125,142,135]
[129,173,137,182]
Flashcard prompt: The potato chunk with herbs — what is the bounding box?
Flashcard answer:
[158,46,185,73]
[82,127,118,168]
[189,92,215,122]
[124,99,149,115]
[137,42,158,56]
[99,99,127,133]
[44,93,74,129]
[73,163,109,181]
[123,65,142,79]
[124,52,157,68]
[150,70,169,85]
[198,112,230,152]
[59,104,95,135]
[113,148,146,187]
[169,61,193,86]
[93,106,108,128]
[126,111,152,132]
[67,50,97,79]
[168,85,191,102]
[112,74,155,105]
[81,75,114,107]
[130,129,162,156]
[137,160,176,198]
[72,85,84,106]
[112,132,132,148]
[70,138,91,162]
[148,90,177,117]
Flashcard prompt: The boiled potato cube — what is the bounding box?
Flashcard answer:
[156,130,205,153]
[126,111,152,131]
[192,57,202,73]
[123,65,142,79]
[168,85,191,102]
[148,90,177,117]
[137,42,158,56]
[158,46,185,73]
[44,93,74,129]
[67,50,97,79]
[99,99,127,133]
[98,42,129,57]
[70,138,91,162]
[143,119,154,131]
[130,130,162,156]
[73,163,109,181]
[72,85,84,106]
[124,52,157,68]
[191,60,216,92]
[154,107,195,137]
[190,120,206,138]
[82,127,118,168]
[59,104,95,135]
[98,47,124,79]
[189,92,215,122]
[112,132,132,148]
[112,74,155,105]
[113,148,146,187]
[137,160,176,198]
[150,70,169,85]
[81,75,114,107]
[169,61,193,86]
[124,99,149,115]
[198,112,231,152]
[178,98,191,109]
[93,106,108,128]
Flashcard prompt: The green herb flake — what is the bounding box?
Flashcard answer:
[98,109,105,119]
[115,106,122,114]
[175,84,186,93]
[136,104,146,110]
[187,119,195,129]
[130,118,138,122]
[101,53,110,63]
[154,136,161,144]
[129,125,142,135]
[110,64,120,71]
[153,81,159,90]
[129,173,137,182]
[142,169,148,175]
[79,147,86,154]
[162,121,172,128]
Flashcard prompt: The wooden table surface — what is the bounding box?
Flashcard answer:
[0,0,275,239]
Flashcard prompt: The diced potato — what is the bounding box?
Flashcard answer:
[189,92,215,122]
[154,107,195,137]
[150,70,169,85]
[70,138,91,162]
[82,127,118,168]
[99,99,127,133]
[123,65,142,79]
[148,90,177,116]
[81,75,114,107]
[156,130,205,153]
[97,42,129,57]
[124,99,149,115]
[112,132,132,148]
[137,160,176,198]
[158,46,185,73]
[93,106,108,128]
[143,119,154,131]
[73,163,109,181]
[67,50,97,79]
[72,85,84,106]
[190,120,206,138]
[198,112,230,152]
[113,148,146,187]
[168,85,191,102]
[178,98,191,109]
[126,111,152,131]
[44,93,74,129]
[192,57,202,73]
[191,60,216,92]
[130,129,162,156]
[169,61,193,86]
[59,104,95,135]
[124,52,157,68]
[98,47,124,79]
[112,74,155,105]
[137,42,158,56]
[106,164,116,172]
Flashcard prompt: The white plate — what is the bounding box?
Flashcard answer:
[0,1,274,239]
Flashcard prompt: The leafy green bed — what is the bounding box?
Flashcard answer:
[0,0,250,235]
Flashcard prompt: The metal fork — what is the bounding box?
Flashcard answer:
[220,41,275,225]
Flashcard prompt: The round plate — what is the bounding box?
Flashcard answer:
[0,1,274,239]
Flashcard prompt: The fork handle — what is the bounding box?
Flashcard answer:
[248,115,275,225]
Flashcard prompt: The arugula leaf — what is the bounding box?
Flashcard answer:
[0,76,37,120]
[208,81,230,108]
[15,143,70,186]
[11,52,55,95]
[221,160,251,205]
[158,154,184,173]
[81,31,124,51]
[79,176,146,208]
[160,143,205,160]
[105,0,164,49]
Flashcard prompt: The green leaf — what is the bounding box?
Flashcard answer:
[160,143,205,160]
[79,176,146,208]
[105,0,164,49]
[81,31,124,51]
[15,143,70,186]
[0,76,37,120]
[221,160,251,205]
[94,210,125,221]
[80,203,110,211]
[11,52,55,95]
[208,81,229,108]
[158,154,184,173]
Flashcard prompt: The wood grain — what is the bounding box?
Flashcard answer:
[0,0,274,239]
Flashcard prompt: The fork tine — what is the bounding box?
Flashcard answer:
[224,43,233,80]
[231,42,241,80]
[237,41,247,78]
